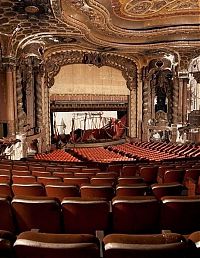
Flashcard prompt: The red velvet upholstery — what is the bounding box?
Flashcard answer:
[14,231,100,258]
[118,176,144,185]
[151,183,183,200]
[80,184,115,201]
[62,197,110,235]
[160,196,200,234]
[103,233,195,258]
[0,183,12,197]
[116,184,148,196]
[12,183,46,196]
[112,196,160,234]
[12,196,62,233]
[0,196,15,233]
[45,184,80,201]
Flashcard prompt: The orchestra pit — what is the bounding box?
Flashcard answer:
[0,1,200,257]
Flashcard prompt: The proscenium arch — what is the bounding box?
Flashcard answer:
[45,50,137,89]
[45,50,138,142]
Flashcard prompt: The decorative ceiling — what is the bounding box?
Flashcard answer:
[0,0,200,65]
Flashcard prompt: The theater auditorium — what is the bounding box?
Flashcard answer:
[0,1,200,257]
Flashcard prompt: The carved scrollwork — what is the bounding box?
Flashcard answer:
[46,50,137,88]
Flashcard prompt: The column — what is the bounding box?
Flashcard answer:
[6,65,16,136]
[182,78,189,124]
[172,70,179,125]
[127,81,137,139]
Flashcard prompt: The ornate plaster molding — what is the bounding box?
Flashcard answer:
[45,50,137,88]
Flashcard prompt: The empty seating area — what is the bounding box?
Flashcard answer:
[1,194,200,235]
[1,144,200,257]
[107,141,200,161]
[1,194,200,257]
[72,147,134,162]
[35,150,80,162]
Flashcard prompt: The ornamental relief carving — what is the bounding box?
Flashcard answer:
[45,50,137,89]
[113,0,199,18]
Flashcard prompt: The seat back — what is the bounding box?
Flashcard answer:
[12,196,62,233]
[160,196,200,234]
[14,231,100,258]
[63,177,90,187]
[80,184,115,201]
[151,183,183,200]
[12,183,46,196]
[12,175,36,184]
[45,184,80,201]
[120,165,137,176]
[112,196,160,234]
[0,183,13,197]
[103,233,193,258]
[163,170,185,184]
[118,176,144,185]
[116,184,148,197]
[0,174,11,184]
[90,177,116,186]
[139,167,158,184]
[0,195,15,232]
[37,176,62,185]
[62,197,110,234]
[12,170,31,176]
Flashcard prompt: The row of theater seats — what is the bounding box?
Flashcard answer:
[1,195,200,235]
[35,149,81,162]
[135,141,200,157]
[107,143,179,161]
[2,157,200,197]
[0,181,185,201]
[1,230,200,258]
[72,147,134,162]
[107,141,200,161]
[1,164,200,199]
[2,160,200,185]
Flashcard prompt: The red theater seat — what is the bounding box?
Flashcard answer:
[12,183,46,197]
[0,195,15,233]
[0,183,13,197]
[112,196,160,234]
[120,165,138,177]
[14,231,100,258]
[0,175,11,184]
[118,176,144,185]
[45,184,80,201]
[160,196,200,234]
[139,166,158,185]
[163,170,185,184]
[151,183,183,200]
[12,196,62,233]
[80,184,115,201]
[103,233,194,258]
[61,197,110,235]
[63,177,90,187]
[37,176,62,185]
[12,175,36,184]
[116,184,148,197]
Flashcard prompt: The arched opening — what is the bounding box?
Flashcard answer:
[49,64,129,146]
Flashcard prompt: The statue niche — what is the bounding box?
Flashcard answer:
[151,61,173,123]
